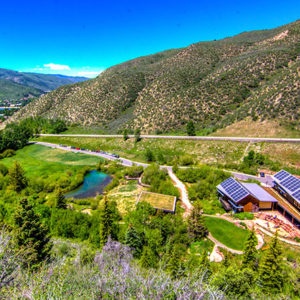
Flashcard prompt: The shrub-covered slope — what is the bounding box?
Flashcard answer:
[13,20,300,133]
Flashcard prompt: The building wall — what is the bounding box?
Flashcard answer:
[239,195,259,212]
[243,202,253,212]
[259,201,273,210]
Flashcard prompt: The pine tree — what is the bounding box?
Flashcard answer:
[125,225,143,258]
[55,188,67,209]
[242,228,258,269]
[187,203,208,241]
[13,198,52,269]
[167,246,185,279]
[99,197,119,247]
[259,231,285,293]
[8,161,27,192]
[199,251,212,280]
[140,246,158,269]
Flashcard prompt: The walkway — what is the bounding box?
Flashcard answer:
[166,166,193,216]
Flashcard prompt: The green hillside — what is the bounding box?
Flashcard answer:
[0,68,87,101]
[11,20,300,133]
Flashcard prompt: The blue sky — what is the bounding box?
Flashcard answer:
[0,0,299,77]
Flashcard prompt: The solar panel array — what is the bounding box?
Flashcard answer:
[281,176,300,193]
[220,177,249,203]
[274,170,290,181]
[292,190,300,202]
[274,170,300,203]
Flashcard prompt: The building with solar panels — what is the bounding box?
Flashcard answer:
[217,177,277,213]
[273,170,300,211]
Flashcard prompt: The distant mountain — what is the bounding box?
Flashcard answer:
[12,20,300,133]
[0,68,87,101]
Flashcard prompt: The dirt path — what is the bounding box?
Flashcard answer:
[167,167,193,216]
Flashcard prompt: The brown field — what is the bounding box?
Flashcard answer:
[138,191,176,212]
[213,118,300,138]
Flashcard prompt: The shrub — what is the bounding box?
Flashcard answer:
[0,163,8,176]
[0,149,15,158]
[234,212,254,220]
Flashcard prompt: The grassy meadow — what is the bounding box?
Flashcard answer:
[35,136,300,172]
[0,144,103,194]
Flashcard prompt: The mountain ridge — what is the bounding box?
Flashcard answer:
[11,20,300,133]
[0,68,87,102]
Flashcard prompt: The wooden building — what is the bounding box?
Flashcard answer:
[273,170,300,212]
[217,177,277,213]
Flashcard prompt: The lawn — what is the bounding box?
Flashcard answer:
[0,144,102,184]
[204,216,249,251]
[138,191,176,212]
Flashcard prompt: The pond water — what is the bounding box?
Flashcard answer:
[65,170,112,199]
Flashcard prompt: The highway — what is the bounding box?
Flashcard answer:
[38,133,300,143]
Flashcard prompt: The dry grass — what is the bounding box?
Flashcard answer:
[138,191,176,212]
[213,118,300,138]
[107,181,141,215]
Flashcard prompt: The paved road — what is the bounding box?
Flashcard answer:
[34,141,148,168]
[231,171,274,186]
[38,134,300,143]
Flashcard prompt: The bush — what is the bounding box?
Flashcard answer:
[0,163,8,176]
[0,149,15,159]
[234,212,254,220]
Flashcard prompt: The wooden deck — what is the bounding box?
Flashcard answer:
[263,187,300,222]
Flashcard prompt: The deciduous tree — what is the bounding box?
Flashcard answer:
[186,121,195,136]
[125,225,143,258]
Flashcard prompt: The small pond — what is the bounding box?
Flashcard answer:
[65,170,112,199]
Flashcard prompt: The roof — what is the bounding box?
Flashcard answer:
[273,170,300,203]
[217,177,250,204]
[137,191,176,212]
[242,183,277,202]
[217,177,277,204]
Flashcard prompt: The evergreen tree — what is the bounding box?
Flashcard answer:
[186,121,196,136]
[187,203,208,241]
[125,225,143,258]
[55,188,67,209]
[8,161,28,192]
[140,246,158,269]
[13,198,52,269]
[99,197,119,247]
[259,231,285,293]
[199,251,212,280]
[167,246,185,279]
[242,228,258,269]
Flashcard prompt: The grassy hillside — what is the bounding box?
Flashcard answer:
[12,20,300,134]
[35,135,300,172]
[0,68,87,101]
